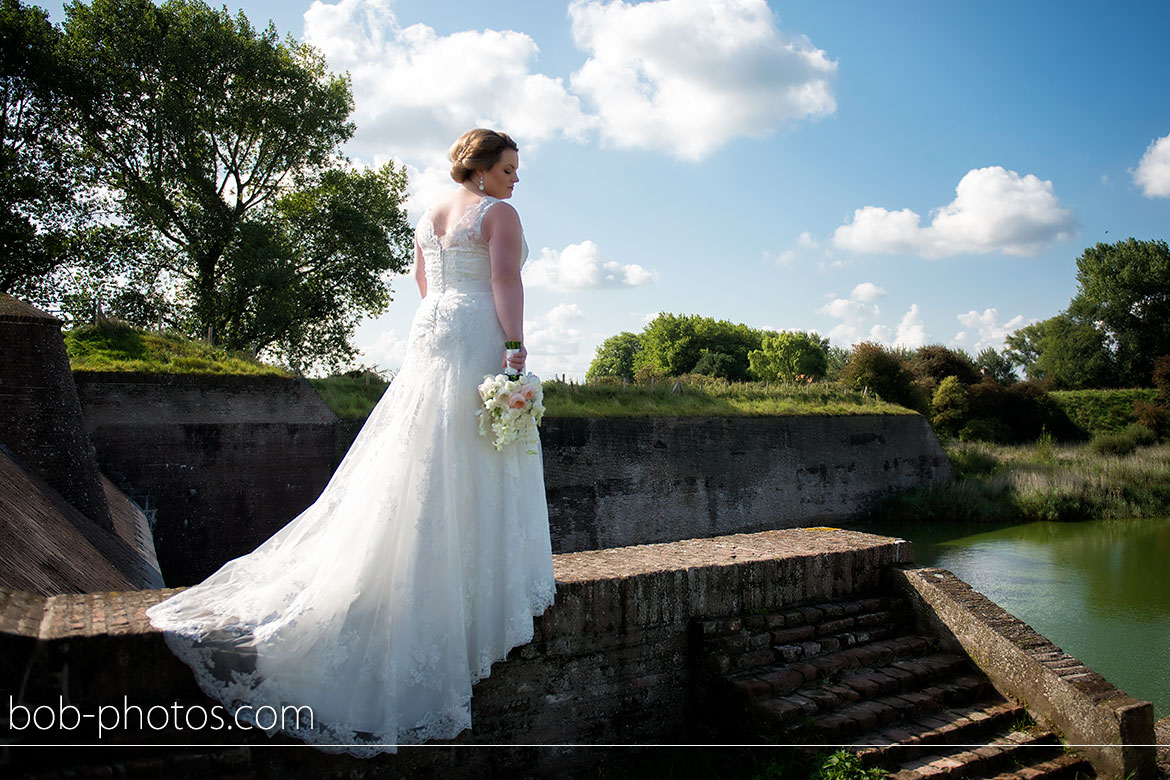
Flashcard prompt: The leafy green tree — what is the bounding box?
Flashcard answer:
[635,313,765,381]
[931,375,969,437]
[974,347,1016,384]
[56,0,411,370]
[0,0,88,304]
[747,331,829,382]
[824,344,850,382]
[1006,313,1114,388]
[586,331,641,382]
[1068,238,1170,386]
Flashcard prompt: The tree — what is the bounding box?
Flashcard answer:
[586,331,641,382]
[747,331,829,383]
[635,313,765,381]
[1068,238,1170,386]
[1006,313,1114,388]
[974,347,1016,384]
[0,0,88,304]
[931,376,969,437]
[56,0,412,370]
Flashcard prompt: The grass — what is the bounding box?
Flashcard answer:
[875,437,1170,524]
[1050,388,1160,435]
[541,376,912,419]
[309,373,392,419]
[65,319,289,376]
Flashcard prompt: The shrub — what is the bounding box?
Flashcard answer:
[1154,355,1170,400]
[931,376,969,437]
[958,417,1012,443]
[910,344,979,389]
[692,349,737,379]
[1089,424,1155,456]
[946,445,1001,478]
[1133,399,1167,439]
[840,342,920,410]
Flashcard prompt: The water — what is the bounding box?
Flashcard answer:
[853,517,1170,721]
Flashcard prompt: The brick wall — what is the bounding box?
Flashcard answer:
[0,528,912,778]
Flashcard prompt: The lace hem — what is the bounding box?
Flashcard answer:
[153,578,556,757]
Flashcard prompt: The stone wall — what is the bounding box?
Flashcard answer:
[0,295,111,532]
[74,374,951,585]
[74,373,340,585]
[541,415,952,553]
[0,529,912,778]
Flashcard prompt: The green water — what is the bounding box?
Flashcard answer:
[853,517,1170,721]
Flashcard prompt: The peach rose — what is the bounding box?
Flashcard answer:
[508,393,527,409]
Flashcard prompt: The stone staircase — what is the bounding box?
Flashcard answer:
[694,594,1096,780]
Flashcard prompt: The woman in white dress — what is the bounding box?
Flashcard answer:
[146,128,556,755]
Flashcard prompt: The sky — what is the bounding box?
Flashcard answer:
[38,0,1170,379]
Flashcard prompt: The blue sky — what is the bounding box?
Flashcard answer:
[39,1,1170,379]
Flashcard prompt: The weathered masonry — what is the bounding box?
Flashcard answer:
[0,530,1155,779]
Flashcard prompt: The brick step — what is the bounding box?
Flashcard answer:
[698,595,910,641]
[880,730,1082,780]
[988,751,1093,780]
[721,637,956,703]
[851,699,1028,759]
[715,620,907,675]
[744,671,994,741]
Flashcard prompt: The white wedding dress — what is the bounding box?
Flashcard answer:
[146,195,556,755]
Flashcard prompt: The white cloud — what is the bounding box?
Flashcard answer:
[832,166,1077,258]
[850,282,886,302]
[953,308,1028,352]
[524,240,658,290]
[525,303,594,379]
[357,327,408,372]
[892,304,927,349]
[567,0,836,160]
[1133,133,1170,198]
[817,281,885,345]
[304,0,589,167]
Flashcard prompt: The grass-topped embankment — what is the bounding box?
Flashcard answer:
[1050,388,1160,435]
[65,320,289,376]
[540,375,914,418]
[309,372,392,419]
[874,437,1170,524]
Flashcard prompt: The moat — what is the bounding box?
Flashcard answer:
[858,516,1170,722]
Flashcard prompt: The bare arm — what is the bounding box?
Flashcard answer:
[413,238,427,298]
[484,202,526,371]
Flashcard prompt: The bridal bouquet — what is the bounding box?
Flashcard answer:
[477,372,545,453]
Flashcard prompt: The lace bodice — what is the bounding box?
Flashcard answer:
[415,196,528,294]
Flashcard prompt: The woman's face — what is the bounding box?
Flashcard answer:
[479,149,520,199]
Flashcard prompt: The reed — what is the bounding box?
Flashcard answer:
[875,439,1170,524]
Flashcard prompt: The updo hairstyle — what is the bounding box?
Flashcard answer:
[448,129,519,183]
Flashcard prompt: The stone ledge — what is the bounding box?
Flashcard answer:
[1,529,908,768]
[893,566,1155,780]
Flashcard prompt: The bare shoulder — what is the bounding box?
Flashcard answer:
[482,199,522,239]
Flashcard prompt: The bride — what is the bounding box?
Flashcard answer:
[146,129,556,755]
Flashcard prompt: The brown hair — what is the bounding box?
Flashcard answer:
[448,129,519,183]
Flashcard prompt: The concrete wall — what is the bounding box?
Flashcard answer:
[74,374,952,585]
[74,373,340,586]
[542,415,952,553]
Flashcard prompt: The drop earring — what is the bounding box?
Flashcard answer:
[478,176,485,192]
